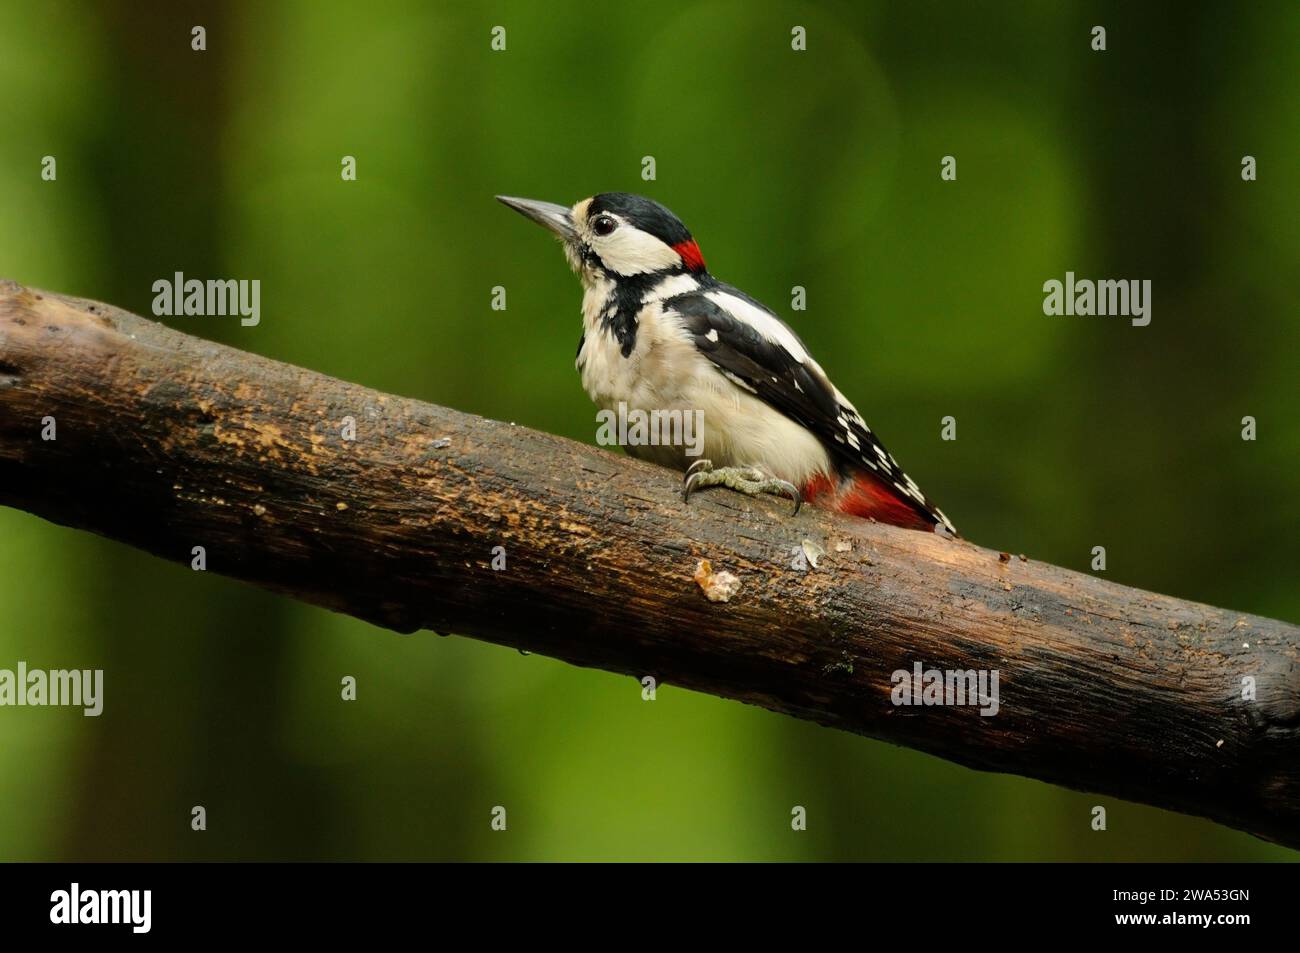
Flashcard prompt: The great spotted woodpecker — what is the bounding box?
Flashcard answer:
[498,192,956,535]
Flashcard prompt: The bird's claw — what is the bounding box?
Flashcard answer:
[772,479,802,516]
[682,461,801,516]
[682,458,713,503]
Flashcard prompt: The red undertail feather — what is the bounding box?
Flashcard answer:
[673,240,706,273]
[801,471,934,531]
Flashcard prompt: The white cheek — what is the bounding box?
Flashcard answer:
[596,228,682,275]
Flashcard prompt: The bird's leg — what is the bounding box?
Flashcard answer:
[682,459,801,515]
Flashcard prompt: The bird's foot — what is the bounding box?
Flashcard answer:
[682,459,801,515]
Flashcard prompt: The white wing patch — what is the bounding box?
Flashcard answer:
[705,289,809,364]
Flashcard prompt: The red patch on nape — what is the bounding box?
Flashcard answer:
[673,240,706,273]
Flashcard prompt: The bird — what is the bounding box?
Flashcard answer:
[497,192,956,536]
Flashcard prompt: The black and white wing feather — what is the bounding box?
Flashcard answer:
[663,285,953,532]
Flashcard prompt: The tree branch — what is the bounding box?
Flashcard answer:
[1,279,1297,848]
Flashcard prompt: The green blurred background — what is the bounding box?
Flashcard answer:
[1,0,1296,860]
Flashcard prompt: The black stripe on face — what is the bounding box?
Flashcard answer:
[588,192,693,248]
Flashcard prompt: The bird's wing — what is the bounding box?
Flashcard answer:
[663,285,953,532]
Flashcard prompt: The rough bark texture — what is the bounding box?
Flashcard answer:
[1,279,1297,848]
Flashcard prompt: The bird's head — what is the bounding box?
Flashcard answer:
[497,192,707,288]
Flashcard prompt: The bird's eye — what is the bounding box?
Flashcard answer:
[592,215,617,236]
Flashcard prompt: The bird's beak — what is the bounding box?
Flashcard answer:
[496,195,576,242]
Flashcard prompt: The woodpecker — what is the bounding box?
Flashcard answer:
[497,192,956,535]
